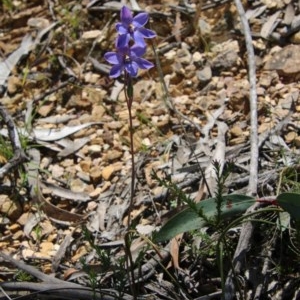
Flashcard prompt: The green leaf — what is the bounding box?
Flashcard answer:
[155,194,255,242]
[277,192,300,220]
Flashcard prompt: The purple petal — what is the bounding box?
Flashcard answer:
[138,27,156,38]
[110,65,123,78]
[130,45,146,57]
[132,12,148,27]
[104,52,121,65]
[116,34,130,48]
[134,57,154,70]
[132,31,146,47]
[120,6,132,25]
[125,61,139,77]
[116,23,128,34]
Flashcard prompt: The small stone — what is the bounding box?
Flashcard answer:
[102,150,123,162]
[38,103,54,117]
[198,19,211,37]
[212,50,238,70]
[27,17,50,28]
[285,131,297,143]
[91,105,105,120]
[8,223,20,232]
[0,195,22,221]
[50,164,65,178]
[7,76,22,95]
[40,242,56,256]
[164,49,176,61]
[105,163,122,181]
[12,230,23,240]
[264,45,300,76]
[256,87,265,96]
[230,126,243,137]
[197,65,212,83]
[88,145,102,154]
[294,136,300,147]
[230,136,247,145]
[89,187,102,198]
[107,121,123,130]
[290,32,300,44]
[90,166,102,182]
[259,71,278,87]
[70,178,86,193]
[82,30,102,40]
[192,51,203,63]
[84,72,100,84]
[80,160,91,173]
[261,0,285,8]
[87,201,98,211]
[177,48,192,65]
[102,165,115,181]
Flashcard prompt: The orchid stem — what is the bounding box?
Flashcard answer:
[124,73,137,299]
[125,74,135,229]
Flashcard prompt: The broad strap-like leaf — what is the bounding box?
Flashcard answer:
[277,192,300,220]
[155,194,255,242]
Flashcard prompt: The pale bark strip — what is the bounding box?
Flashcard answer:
[237,1,259,196]
[224,0,259,299]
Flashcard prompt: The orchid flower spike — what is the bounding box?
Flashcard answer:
[116,6,156,48]
[104,44,154,78]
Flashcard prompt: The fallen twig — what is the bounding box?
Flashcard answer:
[0,105,28,178]
[0,282,131,300]
[0,252,133,300]
[224,0,259,298]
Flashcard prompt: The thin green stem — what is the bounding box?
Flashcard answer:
[124,73,135,230]
[124,72,137,299]
[127,103,135,229]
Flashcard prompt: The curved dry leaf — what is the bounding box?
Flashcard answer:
[0,35,33,86]
[0,122,102,142]
[283,3,295,25]
[33,123,103,141]
[36,181,84,223]
[24,213,42,238]
[42,181,91,202]
[245,5,267,20]
[57,137,90,157]
[261,11,281,39]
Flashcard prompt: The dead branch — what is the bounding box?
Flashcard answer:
[0,282,131,300]
[224,0,259,298]
[0,252,133,300]
[0,105,28,178]
[0,251,68,285]
[234,1,259,196]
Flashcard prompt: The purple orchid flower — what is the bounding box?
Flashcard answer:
[116,6,156,48]
[104,44,154,78]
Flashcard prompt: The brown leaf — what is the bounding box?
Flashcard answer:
[170,234,183,270]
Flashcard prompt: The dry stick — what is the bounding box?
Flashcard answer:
[0,251,69,285]
[123,75,137,300]
[0,252,131,300]
[224,0,259,299]
[0,282,129,300]
[0,285,12,300]
[0,105,28,178]
[239,14,259,196]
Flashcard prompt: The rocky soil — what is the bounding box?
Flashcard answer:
[0,0,300,299]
